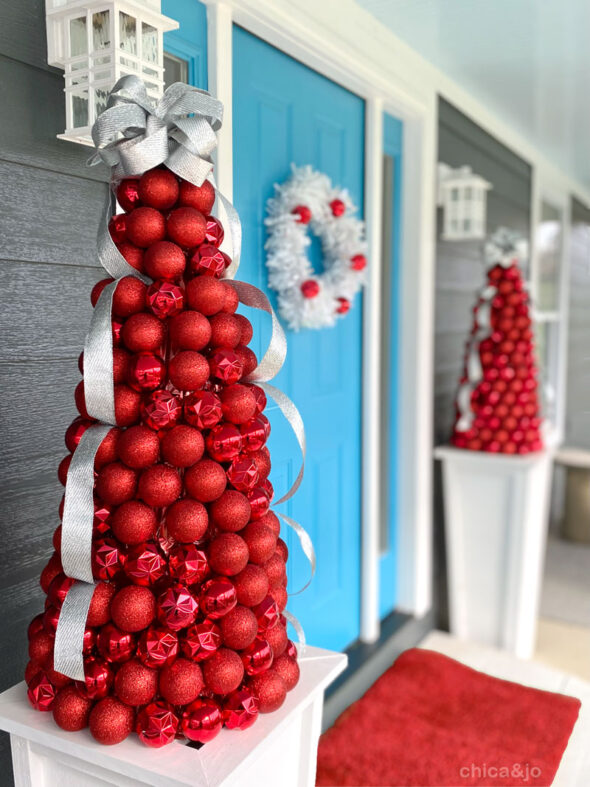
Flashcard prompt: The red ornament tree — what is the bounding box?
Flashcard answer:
[450,252,544,455]
[25,80,301,747]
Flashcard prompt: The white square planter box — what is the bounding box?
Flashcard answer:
[0,646,346,787]
[435,446,553,659]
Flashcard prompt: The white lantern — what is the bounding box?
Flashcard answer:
[45,0,179,145]
[437,163,492,241]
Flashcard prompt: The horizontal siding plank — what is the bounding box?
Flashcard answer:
[0,0,48,71]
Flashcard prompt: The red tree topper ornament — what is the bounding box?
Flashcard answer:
[450,246,543,454]
[26,86,302,747]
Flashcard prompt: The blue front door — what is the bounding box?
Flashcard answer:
[233,28,365,651]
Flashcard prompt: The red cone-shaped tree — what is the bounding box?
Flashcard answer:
[450,258,543,455]
[25,167,300,747]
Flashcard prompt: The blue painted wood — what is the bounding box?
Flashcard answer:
[233,27,365,651]
[379,113,403,619]
[162,0,208,89]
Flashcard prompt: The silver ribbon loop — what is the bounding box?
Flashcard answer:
[84,281,118,424]
[283,610,307,651]
[259,382,305,504]
[62,423,113,582]
[278,513,316,597]
[54,581,96,680]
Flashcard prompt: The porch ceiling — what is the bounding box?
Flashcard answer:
[357,0,590,190]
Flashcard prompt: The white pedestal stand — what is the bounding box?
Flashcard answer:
[435,446,553,659]
[0,646,346,787]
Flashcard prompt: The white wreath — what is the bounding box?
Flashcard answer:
[265,166,367,330]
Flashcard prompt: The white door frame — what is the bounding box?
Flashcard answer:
[204,0,436,642]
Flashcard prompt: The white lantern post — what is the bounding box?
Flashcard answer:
[437,163,492,241]
[45,0,179,145]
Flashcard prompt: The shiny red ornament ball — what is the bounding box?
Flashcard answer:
[64,416,92,452]
[253,595,280,633]
[27,672,56,712]
[208,533,249,577]
[336,297,351,315]
[92,537,124,581]
[178,179,216,214]
[241,636,274,676]
[169,543,209,586]
[292,205,311,224]
[247,486,271,521]
[97,623,136,663]
[115,659,158,706]
[53,684,93,731]
[47,572,75,607]
[140,389,182,430]
[114,384,142,426]
[189,244,226,277]
[186,276,227,315]
[210,489,251,531]
[183,391,223,433]
[272,654,300,691]
[138,464,182,507]
[330,198,346,217]
[248,669,287,713]
[109,213,127,243]
[205,215,225,246]
[166,498,208,543]
[112,276,147,317]
[168,349,210,391]
[28,614,44,641]
[40,553,63,595]
[117,241,145,272]
[138,168,179,210]
[301,279,319,299]
[87,581,117,627]
[136,700,179,747]
[95,462,137,505]
[127,353,166,391]
[234,564,270,607]
[126,206,166,248]
[74,380,91,419]
[240,414,270,452]
[137,626,179,669]
[182,698,223,743]
[203,647,244,695]
[143,240,186,281]
[159,658,203,705]
[157,583,199,631]
[286,640,297,660]
[209,313,241,348]
[41,605,60,636]
[180,620,221,662]
[206,423,243,463]
[124,542,167,586]
[117,425,160,468]
[220,384,257,424]
[220,605,258,650]
[75,657,113,700]
[199,577,238,619]
[111,585,156,632]
[170,310,212,350]
[116,178,141,212]
[167,207,206,248]
[121,313,166,353]
[111,500,156,545]
[184,458,227,502]
[89,697,135,745]
[147,279,184,319]
[161,424,204,468]
[242,522,277,565]
[223,688,259,730]
[227,455,259,492]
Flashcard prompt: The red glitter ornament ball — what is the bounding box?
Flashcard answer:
[161,424,204,467]
[223,688,259,730]
[121,313,166,353]
[137,626,179,669]
[222,283,240,314]
[203,647,244,695]
[206,423,243,463]
[210,489,251,531]
[170,310,212,350]
[138,464,182,507]
[40,553,63,595]
[113,348,131,383]
[74,380,92,419]
[234,564,270,607]
[178,179,216,213]
[220,384,257,424]
[269,585,288,613]
[186,276,227,315]
[208,533,249,577]
[168,350,210,391]
[140,389,182,430]
[241,637,274,676]
[116,178,141,212]
[167,207,206,248]
[272,654,300,691]
[159,658,203,705]
[27,673,56,712]
[220,605,258,650]
[126,207,166,248]
[264,553,286,588]
[199,577,237,619]
[166,499,208,543]
[181,698,223,743]
[114,384,142,426]
[29,631,54,666]
[112,276,147,317]
[180,620,221,662]
[117,425,160,468]
[235,344,258,376]
[169,544,209,585]
[301,279,320,299]
[250,448,272,481]
[147,280,184,319]
[266,619,288,656]
[136,700,179,747]
[242,522,277,565]
[76,657,114,700]
[91,278,112,306]
[205,216,225,246]
[87,581,117,627]
[248,670,287,713]
[138,168,179,210]
[209,313,241,348]
[112,500,157,545]
[189,244,227,277]
[235,314,253,345]
[127,353,166,391]
[97,623,136,663]
[144,240,186,280]
[184,390,223,430]
[95,428,120,469]
[111,586,156,632]
[89,697,135,745]
[227,455,259,492]
[157,584,199,631]
[53,684,93,731]
[95,462,137,505]
[184,458,227,502]
[115,659,158,706]
[117,241,145,272]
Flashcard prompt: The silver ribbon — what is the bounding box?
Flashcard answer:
[283,610,307,651]
[230,281,287,380]
[98,192,151,282]
[278,513,316,597]
[53,580,96,680]
[84,282,117,424]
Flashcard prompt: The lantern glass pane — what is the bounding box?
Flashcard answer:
[95,87,109,119]
[71,90,89,128]
[120,55,138,71]
[142,23,158,64]
[92,11,111,51]
[94,55,111,66]
[70,17,87,57]
[119,12,137,54]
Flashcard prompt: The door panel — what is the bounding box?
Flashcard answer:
[233,27,365,651]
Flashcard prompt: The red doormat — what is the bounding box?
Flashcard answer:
[316,648,580,787]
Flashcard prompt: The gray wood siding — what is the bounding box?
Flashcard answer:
[565,199,590,447]
[0,2,107,778]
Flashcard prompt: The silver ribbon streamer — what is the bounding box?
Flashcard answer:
[278,512,316,597]
[62,423,113,582]
[98,192,151,282]
[260,382,306,505]
[54,581,96,680]
[230,281,287,380]
[84,282,117,424]
[283,610,307,650]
